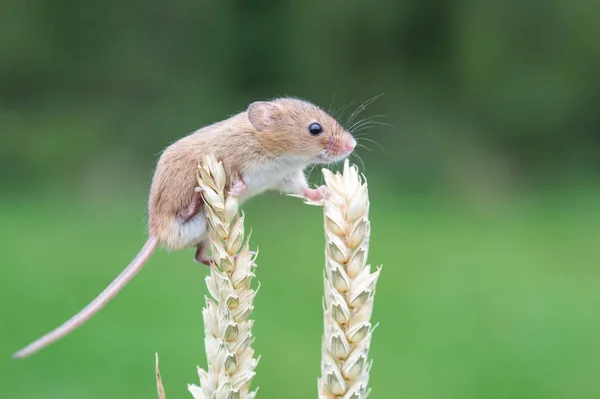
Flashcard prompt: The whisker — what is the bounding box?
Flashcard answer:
[306,164,319,185]
[349,119,390,133]
[328,91,337,115]
[357,143,373,152]
[351,152,367,172]
[344,101,369,126]
[345,93,385,126]
[345,98,376,126]
[348,114,388,131]
[333,101,356,121]
[351,123,393,135]
[353,127,381,136]
[353,129,377,137]
[356,122,392,132]
[357,137,387,153]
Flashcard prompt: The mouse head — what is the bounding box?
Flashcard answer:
[248,97,356,164]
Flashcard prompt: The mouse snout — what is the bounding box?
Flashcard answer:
[322,132,356,163]
[343,137,357,153]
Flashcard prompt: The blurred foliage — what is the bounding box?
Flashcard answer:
[1,0,599,193]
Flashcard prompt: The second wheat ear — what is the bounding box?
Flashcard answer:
[318,160,381,399]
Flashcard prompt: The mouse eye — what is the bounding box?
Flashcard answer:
[308,123,323,136]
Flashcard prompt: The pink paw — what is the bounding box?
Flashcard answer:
[229,179,248,196]
[194,243,212,266]
[304,186,329,202]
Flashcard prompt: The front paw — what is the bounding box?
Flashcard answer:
[303,185,330,202]
[229,178,248,196]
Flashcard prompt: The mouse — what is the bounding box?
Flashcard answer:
[13,97,357,359]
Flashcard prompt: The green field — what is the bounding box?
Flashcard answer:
[2,187,599,398]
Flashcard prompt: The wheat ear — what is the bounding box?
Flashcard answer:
[317,160,381,399]
[187,154,260,399]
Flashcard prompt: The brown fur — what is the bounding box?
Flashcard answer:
[148,97,354,249]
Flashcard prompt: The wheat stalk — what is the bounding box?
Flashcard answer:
[316,160,381,399]
[156,354,167,399]
[186,155,260,399]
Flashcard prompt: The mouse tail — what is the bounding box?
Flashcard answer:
[13,236,160,359]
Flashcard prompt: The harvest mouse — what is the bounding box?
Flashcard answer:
[14,97,357,359]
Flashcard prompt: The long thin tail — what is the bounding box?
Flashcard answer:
[13,236,160,359]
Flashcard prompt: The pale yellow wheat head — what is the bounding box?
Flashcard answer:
[187,154,260,399]
[317,160,381,399]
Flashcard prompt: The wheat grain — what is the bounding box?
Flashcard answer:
[188,155,260,399]
[317,160,381,399]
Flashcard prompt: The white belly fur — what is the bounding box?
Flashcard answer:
[238,158,306,203]
[168,212,207,250]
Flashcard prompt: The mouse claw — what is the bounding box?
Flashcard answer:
[194,186,202,193]
[194,245,254,267]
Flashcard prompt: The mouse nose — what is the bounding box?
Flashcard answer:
[344,138,357,153]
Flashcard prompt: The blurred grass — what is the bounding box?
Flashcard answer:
[1,186,600,398]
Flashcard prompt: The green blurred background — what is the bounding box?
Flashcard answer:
[2,0,600,398]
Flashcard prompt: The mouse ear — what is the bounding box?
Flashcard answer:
[248,101,281,131]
